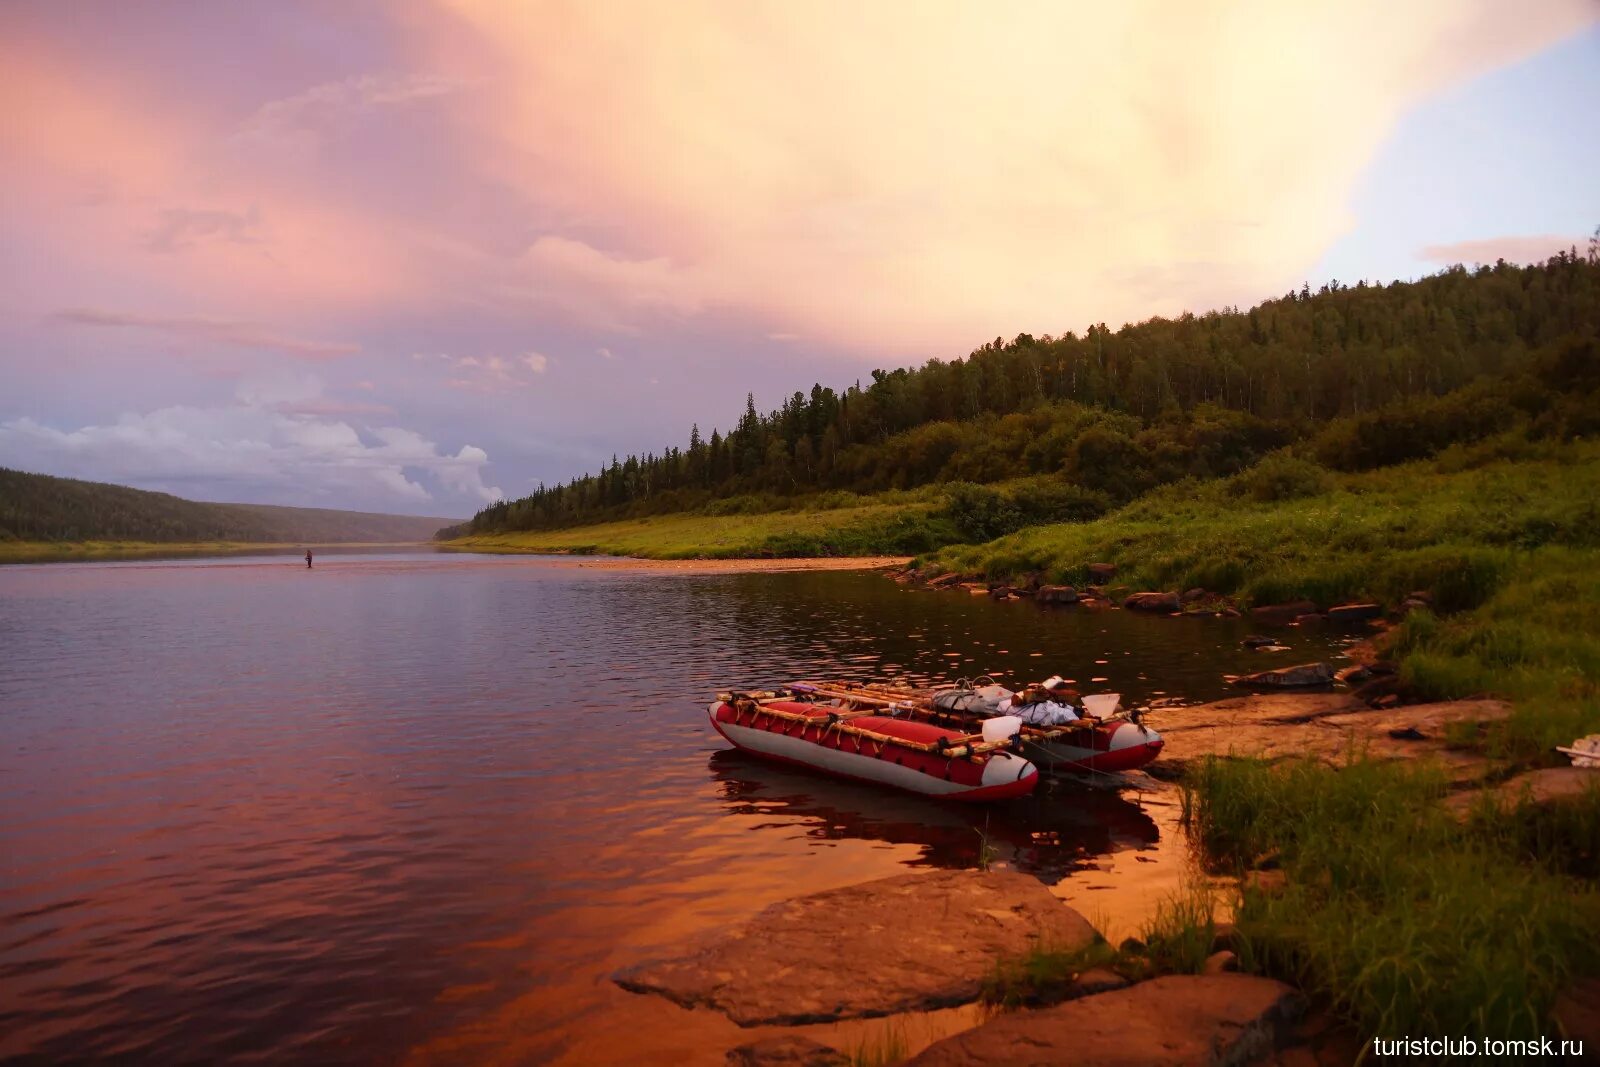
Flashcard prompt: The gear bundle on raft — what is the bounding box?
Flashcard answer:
[708,677,1164,801]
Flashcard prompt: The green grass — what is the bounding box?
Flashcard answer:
[981,880,1224,1010]
[1184,756,1600,1041]
[924,442,1600,763]
[846,1020,909,1067]
[442,500,950,558]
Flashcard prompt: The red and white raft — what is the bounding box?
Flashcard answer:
[709,696,1039,801]
[791,680,1164,776]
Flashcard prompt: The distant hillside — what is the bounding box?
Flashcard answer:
[0,469,460,544]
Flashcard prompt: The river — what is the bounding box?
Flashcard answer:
[0,552,1354,1064]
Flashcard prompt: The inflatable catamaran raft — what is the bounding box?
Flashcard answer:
[709,677,1163,800]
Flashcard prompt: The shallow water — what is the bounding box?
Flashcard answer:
[0,553,1355,1064]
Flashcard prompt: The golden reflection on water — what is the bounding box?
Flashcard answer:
[0,554,1346,1063]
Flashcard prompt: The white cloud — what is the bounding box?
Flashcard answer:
[237,73,471,145]
[0,396,502,509]
[455,1,1596,350]
[429,351,545,391]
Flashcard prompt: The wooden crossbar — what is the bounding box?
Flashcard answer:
[789,678,1113,743]
[716,691,1005,760]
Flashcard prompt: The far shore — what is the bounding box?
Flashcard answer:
[0,539,910,573]
[524,554,911,573]
[0,540,434,564]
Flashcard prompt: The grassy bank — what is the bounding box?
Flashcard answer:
[0,540,295,563]
[924,439,1600,761]
[1187,757,1600,1039]
[442,497,948,559]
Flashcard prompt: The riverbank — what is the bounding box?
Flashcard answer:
[0,540,434,564]
[439,498,939,559]
[613,691,1598,1062]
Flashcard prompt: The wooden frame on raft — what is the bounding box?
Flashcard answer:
[715,691,1009,761]
[785,679,1110,744]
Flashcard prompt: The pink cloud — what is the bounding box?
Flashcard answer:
[52,308,360,359]
[1418,234,1589,265]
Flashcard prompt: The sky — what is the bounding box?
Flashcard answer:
[1,2,1597,518]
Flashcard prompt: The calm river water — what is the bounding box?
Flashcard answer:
[0,553,1353,1064]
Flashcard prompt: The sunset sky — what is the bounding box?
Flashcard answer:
[2,2,1597,516]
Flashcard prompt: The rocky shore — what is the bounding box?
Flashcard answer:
[615,680,1596,1064]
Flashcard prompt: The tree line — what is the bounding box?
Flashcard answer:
[0,469,459,543]
[456,245,1600,537]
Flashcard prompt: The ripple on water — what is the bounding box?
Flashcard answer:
[0,554,1357,1063]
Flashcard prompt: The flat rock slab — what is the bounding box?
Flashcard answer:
[906,974,1301,1066]
[1149,695,1511,783]
[1446,766,1600,817]
[615,870,1099,1026]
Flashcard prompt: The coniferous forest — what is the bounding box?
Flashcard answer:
[455,247,1599,540]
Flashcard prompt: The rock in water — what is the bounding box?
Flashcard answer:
[1326,602,1382,623]
[1123,591,1181,612]
[1232,662,1335,688]
[1250,599,1318,624]
[614,869,1100,1026]
[1036,584,1078,604]
[906,974,1302,1066]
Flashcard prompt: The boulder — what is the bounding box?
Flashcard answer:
[1293,613,1324,627]
[1071,967,1129,998]
[1333,664,1372,686]
[1326,602,1382,623]
[1086,562,1117,584]
[1445,767,1600,818]
[905,974,1302,1067]
[1203,950,1240,974]
[1124,591,1181,612]
[987,584,1014,599]
[1241,635,1278,649]
[1251,599,1319,624]
[614,870,1101,1026]
[927,572,963,588]
[1181,587,1209,604]
[1036,584,1079,604]
[727,1037,847,1067]
[1398,597,1432,616]
[1232,662,1335,689]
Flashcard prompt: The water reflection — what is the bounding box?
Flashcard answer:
[707,750,1159,883]
[0,553,1347,1065]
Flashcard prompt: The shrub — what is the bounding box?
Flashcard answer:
[1231,452,1332,502]
[941,482,1025,543]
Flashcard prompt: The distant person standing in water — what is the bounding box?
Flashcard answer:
[305,549,313,569]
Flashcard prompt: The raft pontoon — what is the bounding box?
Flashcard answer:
[709,693,1040,801]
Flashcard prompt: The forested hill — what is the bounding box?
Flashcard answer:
[457,248,1599,539]
[0,469,460,544]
